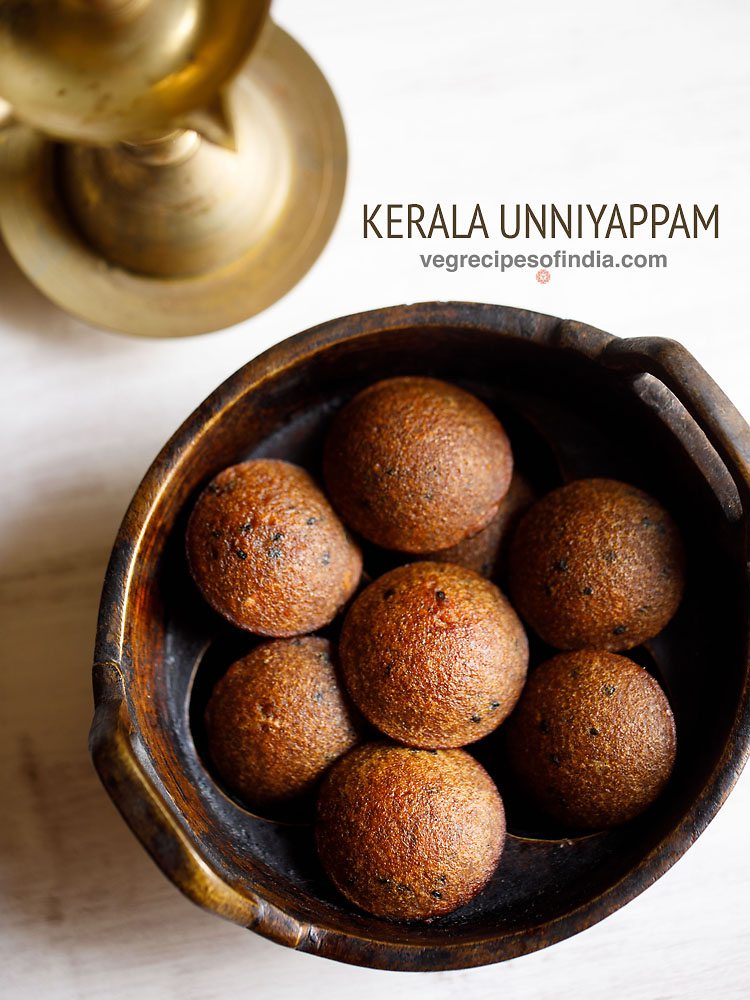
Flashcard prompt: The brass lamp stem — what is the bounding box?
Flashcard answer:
[121,130,201,167]
[79,0,150,16]
[0,99,14,130]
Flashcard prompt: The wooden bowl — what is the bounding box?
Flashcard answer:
[90,302,750,970]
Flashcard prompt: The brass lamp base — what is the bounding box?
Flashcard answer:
[0,23,346,337]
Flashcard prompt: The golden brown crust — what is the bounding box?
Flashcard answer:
[323,376,513,553]
[186,459,362,636]
[505,650,677,829]
[316,742,505,920]
[205,637,360,810]
[421,470,535,576]
[339,562,528,748]
[508,478,685,651]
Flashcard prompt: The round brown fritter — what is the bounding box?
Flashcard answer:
[316,742,505,920]
[505,650,676,829]
[421,470,535,577]
[508,478,685,651]
[186,459,362,636]
[205,637,360,811]
[339,562,528,748]
[323,376,513,553]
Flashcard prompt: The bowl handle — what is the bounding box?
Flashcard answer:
[601,337,750,537]
[89,661,312,945]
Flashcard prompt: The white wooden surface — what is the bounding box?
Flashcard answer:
[2,1,749,996]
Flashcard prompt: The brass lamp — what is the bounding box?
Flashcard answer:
[0,1,347,336]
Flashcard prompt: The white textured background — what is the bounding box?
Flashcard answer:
[2,1,749,997]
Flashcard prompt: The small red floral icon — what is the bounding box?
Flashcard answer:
[536,269,551,284]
